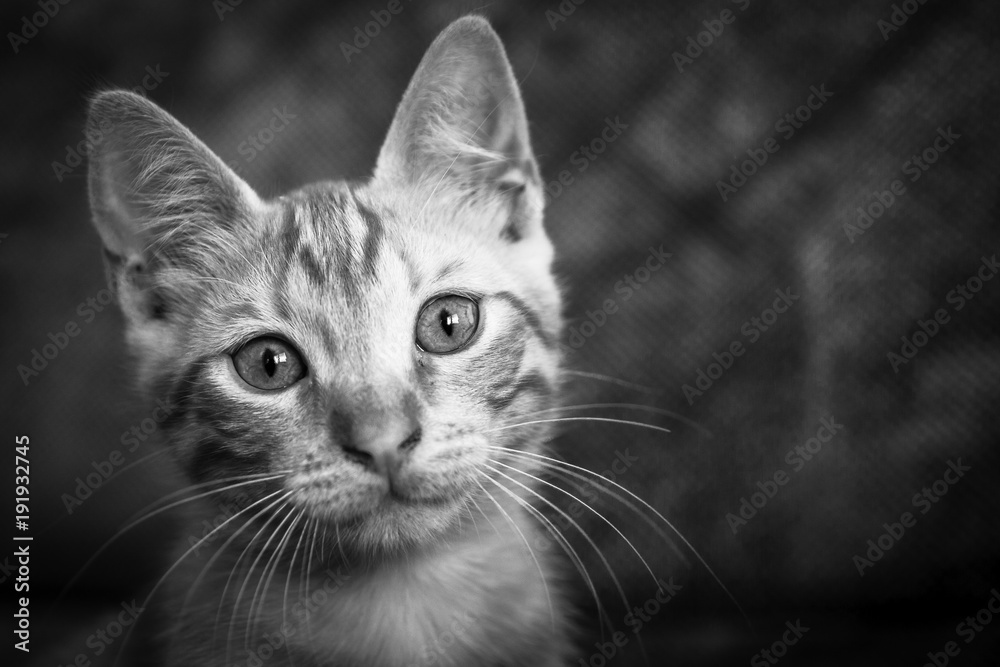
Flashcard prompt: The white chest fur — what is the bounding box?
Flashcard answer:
[283,526,566,666]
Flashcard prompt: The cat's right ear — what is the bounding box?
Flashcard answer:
[374,16,544,242]
[86,90,261,320]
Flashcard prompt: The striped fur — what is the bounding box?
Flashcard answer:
[88,16,572,667]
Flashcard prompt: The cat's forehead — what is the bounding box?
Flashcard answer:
[262,181,499,301]
[271,182,389,287]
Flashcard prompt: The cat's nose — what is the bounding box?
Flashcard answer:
[343,415,421,474]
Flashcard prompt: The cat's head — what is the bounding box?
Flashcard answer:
[86,16,562,554]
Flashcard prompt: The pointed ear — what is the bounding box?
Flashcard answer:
[86,90,261,321]
[374,16,543,241]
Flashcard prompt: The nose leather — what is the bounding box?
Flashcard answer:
[349,414,420,474]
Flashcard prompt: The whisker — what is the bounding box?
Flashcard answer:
[109,487,292,667]
[119,471,291,529]
[33,446,176,540]
[507,402,713,439]
[483,463,639,640]
[283,513,311,638]
[333,522,347,564]
[486,460,660,589]
[178,488,291,622]
[512,447,690,556]
[487,416,672,437]
[211,492,295,656]
[473,476,556,632]
[226,502,297,657]
[53,472,289,609]
[491,445,686,561]
[462,496,484,544]
[490,446,751,629]
[477,466,610,638]
[302,517,320,641]
[248,507,303,644]
[96,446,174,488]
[562,369,656,393]
[466,495,501,540]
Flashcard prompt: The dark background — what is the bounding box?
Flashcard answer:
[2,0,999,665]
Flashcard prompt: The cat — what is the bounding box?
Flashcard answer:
[86,15,577,667]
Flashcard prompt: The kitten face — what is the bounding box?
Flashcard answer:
[166,182,560,552]
[87,17,561,555]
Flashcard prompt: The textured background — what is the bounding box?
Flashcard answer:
[2,0,999,665]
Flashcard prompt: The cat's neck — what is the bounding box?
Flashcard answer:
[294,511,566,665]
[167,498,568,665]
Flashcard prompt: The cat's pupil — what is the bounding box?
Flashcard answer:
[262,348,285,377]
[440,309,456,337]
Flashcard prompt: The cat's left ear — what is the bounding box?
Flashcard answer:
[374,16,543,241]
[86,90,264,329]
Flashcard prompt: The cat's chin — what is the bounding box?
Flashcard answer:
[295,483,471,557]
[326,494,470,557]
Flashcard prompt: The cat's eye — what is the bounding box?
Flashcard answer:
[232,337,306,390]
[415,295,480,354]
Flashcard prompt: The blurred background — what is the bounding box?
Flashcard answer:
[2,0,999,665]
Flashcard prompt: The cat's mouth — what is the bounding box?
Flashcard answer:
[289,466,467,520]
[385,486,454,508]
[285,472,473,553]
